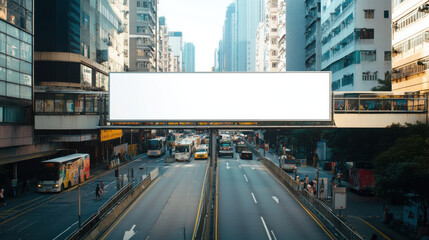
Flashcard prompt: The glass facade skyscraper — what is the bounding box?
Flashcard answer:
[183,42,195,72]
[0,0,33,123]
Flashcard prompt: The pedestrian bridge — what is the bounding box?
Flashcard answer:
[333,92,427,128]
[100,90,428,129]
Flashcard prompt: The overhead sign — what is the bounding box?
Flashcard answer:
[100,129,123,142]
[109,72,331,122]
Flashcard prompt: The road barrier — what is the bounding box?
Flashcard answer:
[194,158,215,240]
[246,143,363,240]
[66,168,159,240]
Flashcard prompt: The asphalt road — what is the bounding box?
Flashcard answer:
[0,154,170,240]
[101,158,209,240]
[218,152,332,240]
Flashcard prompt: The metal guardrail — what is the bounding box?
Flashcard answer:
[98,182,133,219]
[194,159,214,240]
[246,143,363,240]
[66,168,158,240]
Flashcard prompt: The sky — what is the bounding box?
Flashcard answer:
[158,0,234,72]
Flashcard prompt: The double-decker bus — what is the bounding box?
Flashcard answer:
[148,137,166,157]
[174,140,193,161]
[38,153,90,192]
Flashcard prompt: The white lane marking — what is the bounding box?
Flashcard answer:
[52,221,79,240]
[260,217,272,240]
[239,165,242,169]
[123,224,137,240]
[252,167,255,170]
[251,192,257,204]
[272,196,279,204]
[244,174,248,182]
[271,230,278,240]
[226,162,230,170]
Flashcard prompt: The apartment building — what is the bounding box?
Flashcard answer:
[129,0,157,72]
[321,0,392,91]
[392,0,429,92]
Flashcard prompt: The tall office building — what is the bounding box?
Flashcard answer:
[305,0,322,71]
[168,31,183,72]
[265,0,280,71]
[0,0,46,185]
[392,0,429,92]
[321,0,392,91]
[219,0,263,72]
[222,3,237,71]
[33,0,127,166]
[159,16,169,72]
[183,42,195,72]
[129,0,158,72]
[256,0,305,72]
[255,22,266,71]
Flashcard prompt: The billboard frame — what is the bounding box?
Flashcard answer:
[108,72,333,127]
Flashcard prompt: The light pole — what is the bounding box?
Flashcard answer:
[78,183,81,228]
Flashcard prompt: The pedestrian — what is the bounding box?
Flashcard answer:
[0,187,5,207]
[304,174,309,189]
[95,184,100,200]
[370,233,378,240]
[330,176,336,198]
[100,180,105,197]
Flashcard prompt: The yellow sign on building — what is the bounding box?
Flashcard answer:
[100,130,123,142]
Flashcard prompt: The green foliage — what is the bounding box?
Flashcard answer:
[374,124,429,216]
[371,78,392,91]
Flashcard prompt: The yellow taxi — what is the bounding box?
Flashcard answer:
[194,146,208,160]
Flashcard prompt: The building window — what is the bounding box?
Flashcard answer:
[364,10,374,19]
[137,14,149,21]
[357,28,374,39]
[272,62,278,68]
[360,50,376,62]
[272,50,277,56]
[362,71,377,81]
[6,36,19,57]
[384,10,389,18]
[55,94,64,113]
[271,38,277,44]
[384,51,391,61]
[271,28,277,32]
[137,26,146,33]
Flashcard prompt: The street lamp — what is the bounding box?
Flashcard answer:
[78,183,81,228]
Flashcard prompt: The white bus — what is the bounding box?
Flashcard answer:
[38,153,90,192]
[148,137,166,157]
[174,140,193,161]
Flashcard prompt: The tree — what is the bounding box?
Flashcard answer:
[371,78,392,91]
[374,125,429,224]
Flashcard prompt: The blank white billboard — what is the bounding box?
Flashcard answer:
[109,72,331,122]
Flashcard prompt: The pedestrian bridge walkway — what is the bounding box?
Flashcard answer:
[333,92,427,128]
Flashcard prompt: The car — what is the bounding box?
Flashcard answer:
[240,150,253,160]
[194,146,208,160]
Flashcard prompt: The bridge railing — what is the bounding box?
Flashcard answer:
[333,93,427,113]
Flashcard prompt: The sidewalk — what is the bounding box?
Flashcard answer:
[0,153,146,222]
[252,144,411,240]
